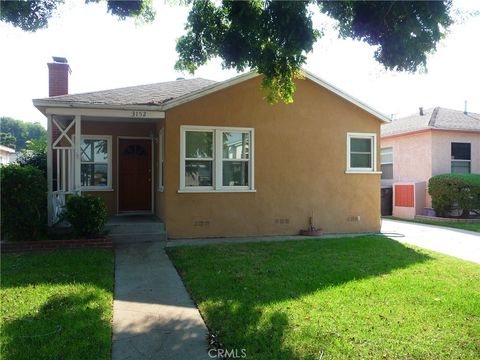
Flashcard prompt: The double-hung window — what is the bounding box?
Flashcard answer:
[346,133,377,173]
[180,126,254,191]
[380,147,393,179]
[80,135,112,190]
[451,142,471,173]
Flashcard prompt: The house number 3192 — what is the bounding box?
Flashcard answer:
[132,111,147,117]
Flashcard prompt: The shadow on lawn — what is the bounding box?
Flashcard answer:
[169,235,433,359]
[0,249,113,291]
[1,293,111,360]
[1,250,113,359]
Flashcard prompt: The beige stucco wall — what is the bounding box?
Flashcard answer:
[161,77,382,238]
[381,131,433,186]
[431,130,480,175]
[81,120,156,214]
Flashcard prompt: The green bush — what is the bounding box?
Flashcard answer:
[63,195,107,237]
[428,174,480,217]
[15,136,47,176]
[1,165,47,240]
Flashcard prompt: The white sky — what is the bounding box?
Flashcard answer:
[1,0,479,127]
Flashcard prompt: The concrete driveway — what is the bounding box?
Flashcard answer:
[381,219,480,264]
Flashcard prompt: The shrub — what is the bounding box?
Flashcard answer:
[1,165,47,240]
[15,136,47,176]
[428,174,480,217]
[63,195,107,237]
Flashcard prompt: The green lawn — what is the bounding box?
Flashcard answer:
[168,236,480,359]
[1,249,114,360]
[384,216,480,232]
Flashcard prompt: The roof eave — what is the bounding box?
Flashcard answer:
[32,69,391,125]
[302,70,391,124]
[161,71,259,110]
[32,99,165,115]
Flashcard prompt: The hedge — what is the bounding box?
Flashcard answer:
[1,165,47,240]
[428,173,480,218]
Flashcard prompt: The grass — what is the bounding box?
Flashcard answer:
[0,249,114,360]
[384,216,480,232]
[168,236,480,359]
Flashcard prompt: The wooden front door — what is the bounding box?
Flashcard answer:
[118,138,152,212]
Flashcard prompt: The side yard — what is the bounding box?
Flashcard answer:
[168,236,480,359]
[0,249,114,360]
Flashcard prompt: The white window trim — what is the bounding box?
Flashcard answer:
[346,132,378,173]
[451,142,471,174]
[381,146,393,179]
[179,125,255,192]
[158,128,165,192]
[79,135,113,191]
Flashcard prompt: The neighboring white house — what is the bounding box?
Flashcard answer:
[0,145,16,165]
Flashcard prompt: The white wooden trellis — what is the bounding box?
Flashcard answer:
[47,114,81,225]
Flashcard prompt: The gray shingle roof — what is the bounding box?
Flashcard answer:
[381,107,480,137]
[38,78,216,106]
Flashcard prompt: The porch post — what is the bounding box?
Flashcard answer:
[46,114,53,226]
[74,115,82,194]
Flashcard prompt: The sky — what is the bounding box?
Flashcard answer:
[1,0,479,127]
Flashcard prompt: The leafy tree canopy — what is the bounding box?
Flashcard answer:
[1,0,453,103]
[0,133,16,149]
[0,0,155,31]
[0,117,46,150]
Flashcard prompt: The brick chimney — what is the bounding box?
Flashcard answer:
[47,57,71,97]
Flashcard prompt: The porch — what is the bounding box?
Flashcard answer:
[44,108,165,226]
[106,215,166,243]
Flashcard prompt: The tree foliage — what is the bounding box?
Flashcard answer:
[0,132,16,149]
[0,117,46,150]
[0,0,155,31]
[15,136,48,176]
[175,0,452,103]
[1,0,453,103]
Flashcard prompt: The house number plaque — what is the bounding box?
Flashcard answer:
[132,111,147,118]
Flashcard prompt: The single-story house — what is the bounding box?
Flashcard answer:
[0,145,16,165]
[33,57,389,238]
[380,107,480,209]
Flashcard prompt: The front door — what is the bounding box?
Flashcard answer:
[118,138,152,212]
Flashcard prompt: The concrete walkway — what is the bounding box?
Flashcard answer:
[112,242,209,360]
[381,219,480,264]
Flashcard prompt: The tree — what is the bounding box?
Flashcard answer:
[0,117,46,150]
[0,0,155,31]
[175,0,452,103]
[1,0,453,103]
[0,132,16,149]
[15,136,48,176]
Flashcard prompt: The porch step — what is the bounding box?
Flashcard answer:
[105,215,166,243]
[109,233,167,243]
[106,222,165,236]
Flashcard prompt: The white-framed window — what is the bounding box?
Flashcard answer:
[180,126,254,192]
[158,128,165,191]
[346,132,377,173]
[381,147,393,180]
[80,135,112,190]
[451,142,471,173]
